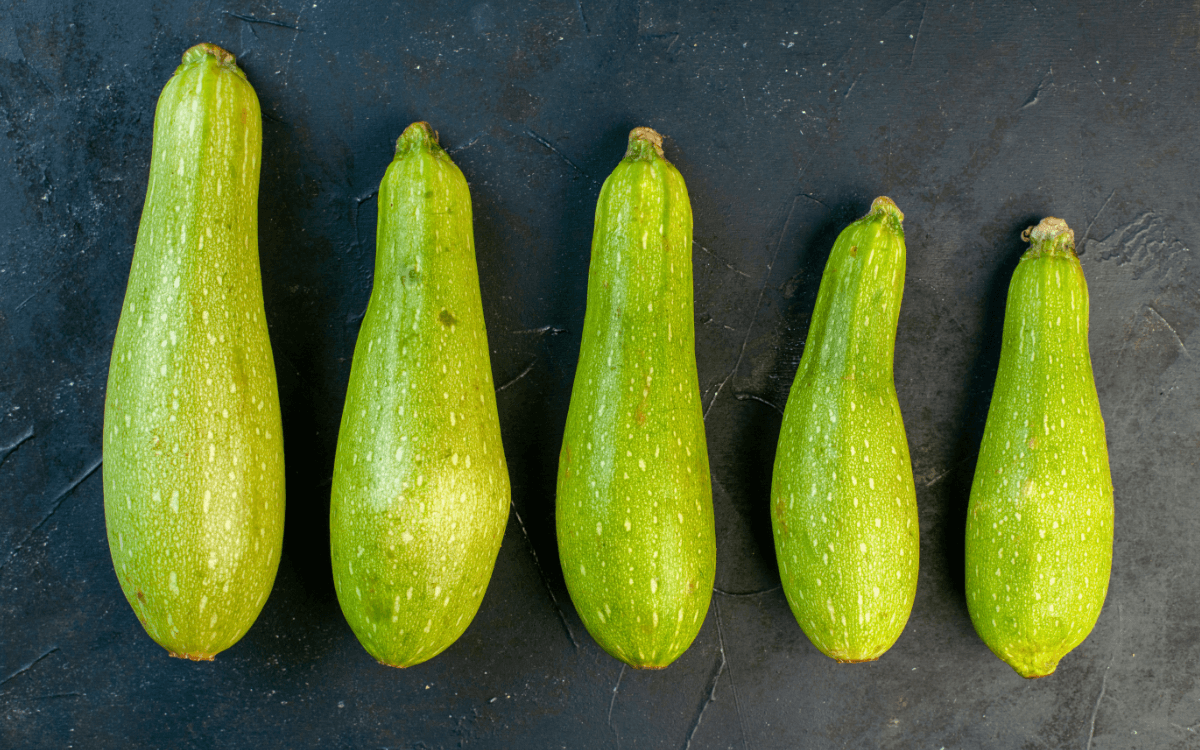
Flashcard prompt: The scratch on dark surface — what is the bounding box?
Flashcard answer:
[14,291,38,312]
[447,132,486,155]
[696,241,751,278]
[923,461,962,487]
[0,425,35,468]
[1081,188,1116,248]
[0,647,59,690]
[607,663,625,747]
[14,250,88,312]
[1085,602,1122,750]
[704,194,799,420]
[713,585,782,597]
[1146,306,1191,359]
[1021,66,1053,109]
[510,503,579,648]
[734,393,783,415]
[909,1,927,67]
[511,324,567,336]
[575,0,590,34]
[223,11,303,30]
[0,456,102,573]
[281,5,309,87]
[525,129,588,177]
[496,358,538,393]
[843,72,863,100]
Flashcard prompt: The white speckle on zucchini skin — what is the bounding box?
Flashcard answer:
[103,44,283,662]
[965,219,1113,679]
[556,129,715,670]
[330,122,510,668]
[771,197,919,664]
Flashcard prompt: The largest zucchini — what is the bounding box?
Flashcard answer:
[557,128,715,669]
[104,44,283,660]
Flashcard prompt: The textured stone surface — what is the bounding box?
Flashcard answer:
[2,1,1197,747]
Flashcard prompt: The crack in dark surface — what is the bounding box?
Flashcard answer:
[606,663,625,748]
[733,392,783,415]
[716,596,750,750]
[0,647,59,691]
[684,597,742,749]
[713,585,781,597]
[223,10,303,31]
[798,193,829,210]
[1081,188,1117,249]
[0,424,35,468]
[1145,305,1191,359]
[524,129,589,178]
[35,692,85,700]
[509,503,579,649]
[1021,66,1053,109]
[575,0,590,35]
[1085,602,1122,750]
[695,241,751,278]
[704,194,799,421]
[350,188,379,251]
[0,456,102,573]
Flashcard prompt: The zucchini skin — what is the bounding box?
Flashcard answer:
[965,218,1113,678]
[770,197,919,662]
[103,44,283,660]
[557,128,715,669]
[330,122,510,668]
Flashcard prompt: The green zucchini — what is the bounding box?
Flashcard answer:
[770,197,919,662]
[329,122,510,668]
[556,127,715,669]
[103,43,283,660]
[965,217,1113,678]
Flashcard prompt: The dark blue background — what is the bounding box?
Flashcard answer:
[2,1,1197,747]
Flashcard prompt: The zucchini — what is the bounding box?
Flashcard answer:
[103,43,283,660]
[965,217,1113,678]
[329,122,510,667]
[556,127,715,669]
[770,197,919,662]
